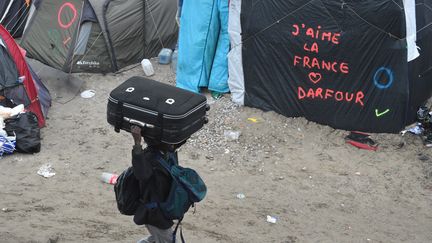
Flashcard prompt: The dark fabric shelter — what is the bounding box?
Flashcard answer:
[237,0,432,133]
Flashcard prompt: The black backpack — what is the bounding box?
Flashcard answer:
[114,167,141,215]
[4,112,41,153]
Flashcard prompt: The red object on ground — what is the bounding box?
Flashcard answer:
[345,131,378,151]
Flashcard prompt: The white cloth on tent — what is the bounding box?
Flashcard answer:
[403,0,420,62]
[227,0,245,105]
[0,38,5,48]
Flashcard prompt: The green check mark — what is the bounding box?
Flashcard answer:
[375,109,390,117]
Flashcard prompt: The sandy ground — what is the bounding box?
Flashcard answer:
[0,60,432,243]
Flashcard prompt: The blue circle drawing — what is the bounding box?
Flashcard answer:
[373,67,394,89]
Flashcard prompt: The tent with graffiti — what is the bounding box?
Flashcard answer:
[0,24,50,127]
[20,0,178,73]
[228,0,432,133]
[0,0,32,38]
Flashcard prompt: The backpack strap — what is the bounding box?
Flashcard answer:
[172,218,186,243]
[157,154,173,173]
[143,153,174,210]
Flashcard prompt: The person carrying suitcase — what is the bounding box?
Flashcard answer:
[130,125,178,243]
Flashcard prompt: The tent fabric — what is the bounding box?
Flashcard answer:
[28,65,51,119]
[407,0,432,119]
[0,0,31,38]
[143,0,179,58]
[228,0,245,105]
[21,0,178,73]
[0,35,19,89]
[81,0,97,23]
[0,24,49,127]
[231,0,432,133]
[403,0,419,61]
[176,0,229,94]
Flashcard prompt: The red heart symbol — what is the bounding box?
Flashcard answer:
[308,72,322,84]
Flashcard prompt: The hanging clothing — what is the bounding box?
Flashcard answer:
[176,0,230,94]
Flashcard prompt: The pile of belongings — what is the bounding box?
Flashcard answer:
[400,106,432,147]
[0,96,40,158]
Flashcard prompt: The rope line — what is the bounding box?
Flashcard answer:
[145,0,165,49]
[390,0,403,10]
[75,31,103,64]
[9,8,29,37]
[2,2,27,29]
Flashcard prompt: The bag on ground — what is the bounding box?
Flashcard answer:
[4,112,40,153]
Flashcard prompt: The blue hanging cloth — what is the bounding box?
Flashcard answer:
[176,0,230,94]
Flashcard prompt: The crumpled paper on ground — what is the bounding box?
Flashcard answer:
[37,164,56,178]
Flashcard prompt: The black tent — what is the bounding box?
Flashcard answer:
[228,0,432,133]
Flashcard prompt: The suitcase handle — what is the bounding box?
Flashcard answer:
[123,117,155,128]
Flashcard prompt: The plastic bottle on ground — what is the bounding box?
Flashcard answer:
[141,59,154,76]
[170,49,178,74]
[158,48,173,64]
[101,172,118,185]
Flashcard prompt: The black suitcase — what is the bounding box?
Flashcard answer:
[107,76,209,144]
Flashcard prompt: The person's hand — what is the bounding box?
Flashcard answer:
[131,125,142,146]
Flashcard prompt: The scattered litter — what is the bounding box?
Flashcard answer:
[224,149,230,154]
[309,175,312,179]
[37,164,56,178]
[297,128,301,132]
[141,59,154,76]
[101,172,118,185]
[236,193,245,199]
[224,130,241,141]
[301,167,307,171]
[210,168,215,171]
[211,91,223,100]
[266,215,277,224]
[418,154,430,162]
[401,123,423,136]
[355,172,361,176]
[247,117,258,123]
[345,131,378,151]
[80,90,96,99]
[2,207,9,212]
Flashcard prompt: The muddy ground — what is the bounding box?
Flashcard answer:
[0,60,431,243]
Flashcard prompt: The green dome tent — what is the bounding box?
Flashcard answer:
[20,0,178,73]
